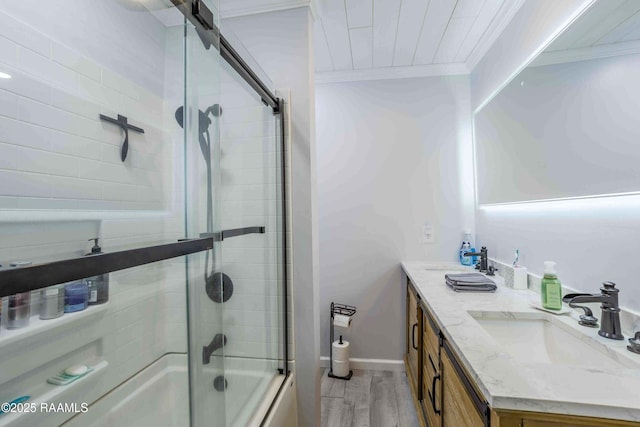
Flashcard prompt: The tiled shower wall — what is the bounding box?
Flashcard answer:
[215,64,286,361]
[0,3,187,425]
[0,6,170,212]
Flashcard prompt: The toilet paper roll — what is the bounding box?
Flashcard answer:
[332,340,350,361]
[333,314,352,328]
[332,359,350,377]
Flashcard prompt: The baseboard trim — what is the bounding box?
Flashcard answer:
[320,356,405,371]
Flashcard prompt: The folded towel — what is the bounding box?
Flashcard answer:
[445,273,497,292]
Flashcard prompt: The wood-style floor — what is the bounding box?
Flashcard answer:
[320,368,420,427]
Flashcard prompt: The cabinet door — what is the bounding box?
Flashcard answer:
[406,281,422,400]
[493,406,640,427]
[441,342,488,427]
[422,310,442,427]
[522,417,635,427]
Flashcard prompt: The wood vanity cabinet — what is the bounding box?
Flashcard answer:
[406,278,488,427]
[491,410,640,427]
[405,277,640,427]
[441,340,489,427]
[405,281,423,402]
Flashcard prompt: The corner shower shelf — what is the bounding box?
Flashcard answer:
[0,359,108,427]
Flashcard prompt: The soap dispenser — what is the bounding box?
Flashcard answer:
[85,238,109,305]
[541,261,563,310]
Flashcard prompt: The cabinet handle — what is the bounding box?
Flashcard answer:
[428,353,437,371]
[412,323,418,350]
[431,373,441,415]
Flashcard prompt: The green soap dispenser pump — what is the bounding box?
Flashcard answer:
[541,261,562,310]
[85,238,109,305]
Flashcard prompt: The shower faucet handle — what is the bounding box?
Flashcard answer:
[203,333,227,364]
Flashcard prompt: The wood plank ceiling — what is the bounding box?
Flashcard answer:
[546,0,640,51]
[530,0,640,67]
[315,0,520,80]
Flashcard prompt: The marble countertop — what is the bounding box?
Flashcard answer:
[402,261,640,422]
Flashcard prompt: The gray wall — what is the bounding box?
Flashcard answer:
[316,76,473,361]
[223,8,320,427]
[472,0,640,312]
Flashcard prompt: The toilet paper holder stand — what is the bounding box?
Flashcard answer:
[329,302,357,380]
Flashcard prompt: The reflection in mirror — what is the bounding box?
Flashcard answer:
[474,1,640,205]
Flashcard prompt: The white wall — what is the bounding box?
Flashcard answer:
[316,76,473,361]
[223,8,320,426]
[472,0,640,313]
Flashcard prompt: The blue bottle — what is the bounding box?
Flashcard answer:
[459,231,474,266]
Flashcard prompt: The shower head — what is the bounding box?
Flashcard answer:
[174,105,221,162]
[174,105,222,133]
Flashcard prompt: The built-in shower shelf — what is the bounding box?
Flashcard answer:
[0,209,172,223]
[0,360,108,427]
[0,304,109,352]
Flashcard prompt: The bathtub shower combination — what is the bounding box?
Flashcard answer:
[0,1,290,427]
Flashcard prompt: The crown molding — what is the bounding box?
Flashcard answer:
[465,0,527,72]
[220,0,318,20]
[530,39,640,67]
[315,63,470,84]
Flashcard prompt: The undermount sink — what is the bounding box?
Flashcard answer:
[468,311,637,370]
[424,264,474,271]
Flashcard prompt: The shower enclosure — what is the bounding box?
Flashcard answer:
[0,1,289,426]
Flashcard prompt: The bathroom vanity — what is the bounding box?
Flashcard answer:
[403,262,640,427]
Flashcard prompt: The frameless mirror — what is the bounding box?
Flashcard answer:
[474,1,640,205]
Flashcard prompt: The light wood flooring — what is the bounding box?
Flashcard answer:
[320,368,420,427]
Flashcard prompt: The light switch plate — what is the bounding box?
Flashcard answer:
[422,222,435,243]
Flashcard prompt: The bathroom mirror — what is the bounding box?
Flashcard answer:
[474,1,640,205]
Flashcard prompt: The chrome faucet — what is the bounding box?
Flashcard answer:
[464,246,488,273]
[567,282,623,340]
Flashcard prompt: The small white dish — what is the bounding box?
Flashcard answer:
[529,301,572,315]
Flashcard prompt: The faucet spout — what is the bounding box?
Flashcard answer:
[567,294,610,305]
[568,282,623,340]
[203,333,227,364]
[464,246,489,273]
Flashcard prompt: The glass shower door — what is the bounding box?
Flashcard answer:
[181,1,226,426]
[217,53,286,427]
[181,3,287,425]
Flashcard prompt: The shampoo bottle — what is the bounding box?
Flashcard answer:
[541,261,563,310]
[85,238,109,305]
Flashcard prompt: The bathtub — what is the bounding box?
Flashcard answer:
[63,354,290,427]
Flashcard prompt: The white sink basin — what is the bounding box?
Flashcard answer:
[469,311,637,370]
[424,264,474,271]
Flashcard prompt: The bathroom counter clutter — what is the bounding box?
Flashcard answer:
[402,261,640,424]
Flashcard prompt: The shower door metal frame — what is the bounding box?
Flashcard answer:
[172,0,290,378]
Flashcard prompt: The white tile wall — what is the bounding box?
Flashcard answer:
[0,9,171,212]
[212,64,288,363]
